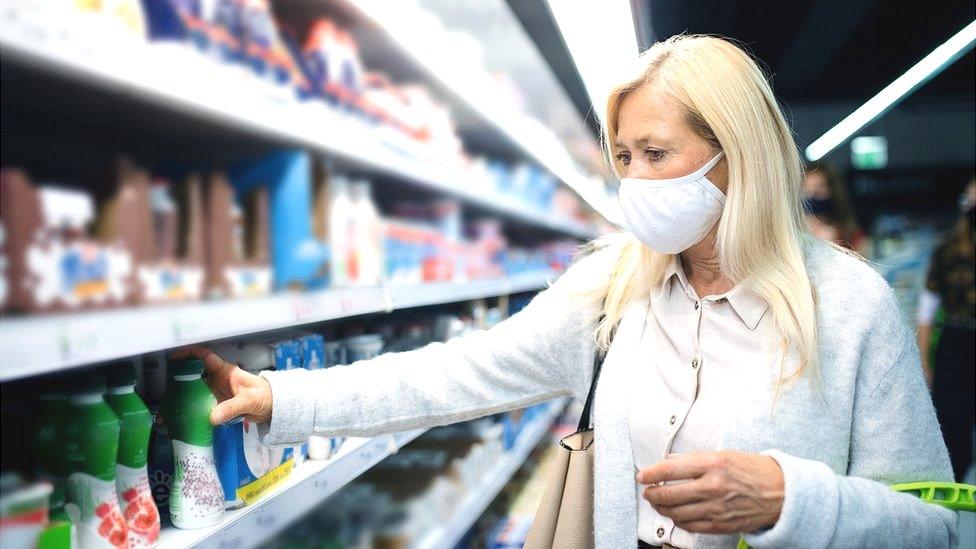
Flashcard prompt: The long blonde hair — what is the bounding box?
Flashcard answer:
[599,35,818,379]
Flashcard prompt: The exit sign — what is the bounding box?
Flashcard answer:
[851,136,888,170]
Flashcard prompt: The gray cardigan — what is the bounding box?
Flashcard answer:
[260,238,957,548]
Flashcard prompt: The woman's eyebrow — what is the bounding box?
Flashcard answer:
[617,135,670,149]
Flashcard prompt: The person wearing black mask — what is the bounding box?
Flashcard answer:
[802,162,868,253]
[918,178,976,482]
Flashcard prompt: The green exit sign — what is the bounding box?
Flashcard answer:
[851,136,888,170]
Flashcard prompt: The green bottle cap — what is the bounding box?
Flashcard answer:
[171,358,205,377]
[104,361,137,389]
[73,374,106,396]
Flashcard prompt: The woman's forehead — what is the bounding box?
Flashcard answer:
[615,87,686,147]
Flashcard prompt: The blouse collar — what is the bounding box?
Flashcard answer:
[656,256,770,330]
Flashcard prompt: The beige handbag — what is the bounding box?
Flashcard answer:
[525,351,604,549]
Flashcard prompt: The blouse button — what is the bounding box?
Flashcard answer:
[694,301,700,310]
[669,415,676,425]
[656,527,665,537]
[691,358,699,369]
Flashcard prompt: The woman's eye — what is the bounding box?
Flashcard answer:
[646,149,666,161]
[615,153,631,166]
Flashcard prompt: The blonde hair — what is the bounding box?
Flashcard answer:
[599,35,818,380]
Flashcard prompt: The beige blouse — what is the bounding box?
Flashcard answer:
[632,257,778,547]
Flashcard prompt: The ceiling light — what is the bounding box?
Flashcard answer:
[805,20,976,161]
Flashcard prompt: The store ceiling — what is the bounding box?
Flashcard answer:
[632,0,975,106]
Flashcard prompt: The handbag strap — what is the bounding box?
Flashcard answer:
[577,344,607,432]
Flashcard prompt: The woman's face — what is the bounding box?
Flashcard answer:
[802,171,831,199]
[614,84,728,193]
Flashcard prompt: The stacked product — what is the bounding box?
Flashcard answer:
[0,162,272,316]
[0,1,594,226]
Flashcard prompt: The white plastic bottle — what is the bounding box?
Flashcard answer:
[327,176,354,287]
[350,181,383,286]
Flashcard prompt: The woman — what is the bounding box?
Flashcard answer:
[918,178,976,482]
[184,36,955,547]
[801,161,868,253]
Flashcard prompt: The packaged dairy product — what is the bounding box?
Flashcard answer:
[104,363,160,547]
[161,359,223,529]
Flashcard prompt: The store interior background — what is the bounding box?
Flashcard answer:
[0,0,973,548]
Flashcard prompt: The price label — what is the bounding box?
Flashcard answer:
[340,288,385,315]
[255,508,277,529]
[293,293,343,322]
[216,534,244,549]
[312,476,329,491]
[173,316,203,343]
[59,322,102,362]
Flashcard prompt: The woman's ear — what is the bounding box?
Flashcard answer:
[709,153,730,194]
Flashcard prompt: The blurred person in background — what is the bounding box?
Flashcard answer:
[802,161,868,254]
[177,36,956,548]
[918,178,976,482]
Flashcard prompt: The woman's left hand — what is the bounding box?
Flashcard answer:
[637,450,784,535]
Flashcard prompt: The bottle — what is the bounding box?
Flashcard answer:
[328,175,354,286]
[350,180,383,286]
[64,374,128,548]
[161,358,223,529]
[146,408,174,521]
[104,363,161,546]
[31,379,71,524]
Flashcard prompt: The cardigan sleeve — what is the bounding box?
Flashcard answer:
[256,244,612,447]
[745,284,957,548]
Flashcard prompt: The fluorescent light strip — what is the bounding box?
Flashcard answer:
[546,0,639,123]
[805,20,976,161]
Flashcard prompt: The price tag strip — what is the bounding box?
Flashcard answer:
[161,429,427,549]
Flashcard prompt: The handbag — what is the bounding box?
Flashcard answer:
[524,348,605,549]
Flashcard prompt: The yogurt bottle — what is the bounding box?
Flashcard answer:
[161,358,224,529]
[104,363,160,547]
[64,375,128,548]
[31,379,70,524]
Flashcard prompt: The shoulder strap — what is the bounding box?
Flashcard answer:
[576,347,605,432]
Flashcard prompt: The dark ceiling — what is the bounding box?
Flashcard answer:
[633,0,975,106]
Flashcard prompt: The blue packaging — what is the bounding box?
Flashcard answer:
[270,339,303,371]
[297,333,326,370]
[214,417,296,509]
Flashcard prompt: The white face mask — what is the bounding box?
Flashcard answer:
[618,152,725,254]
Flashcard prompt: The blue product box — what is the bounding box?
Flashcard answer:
[297,333,326,370]
[270,339,303,371]
[214,417,295,509]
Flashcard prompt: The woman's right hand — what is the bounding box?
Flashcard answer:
[171,346,273,425]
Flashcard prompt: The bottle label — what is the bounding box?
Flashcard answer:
[169,440,224,529]
[66,472,128,548]
[116,464,161,547]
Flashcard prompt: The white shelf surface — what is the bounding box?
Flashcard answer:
[158,428,427,549]
[345,0,624,227]
[416,398,565,549]
[0,272,558,381]
[0,20,600,240]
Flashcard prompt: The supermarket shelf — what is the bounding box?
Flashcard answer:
[159,428,427,549]
[0,25,600,240]
[0,272,558,381]
[416,398,566,549]
[344,0,624,227]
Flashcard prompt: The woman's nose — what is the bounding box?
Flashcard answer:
[625,158,653,180]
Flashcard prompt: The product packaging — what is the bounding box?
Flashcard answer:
[213,418,296,509]
[103,363,160,547]
[64,375,128,548]
[96,160,206,305]
[0,169,133,313]
[162,359,224,529]
[203,173,272,299]
[0,475,59,549]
